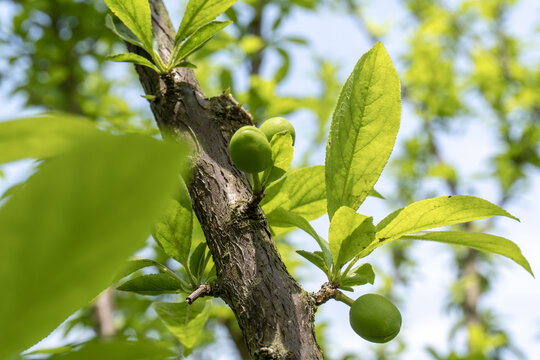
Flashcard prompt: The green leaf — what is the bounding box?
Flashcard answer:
[171,20,232,67]
[368,188,385,200]
[0,115,102,165]
[191,217,207,253]
[376,195,518,242]
[325,42,401,219]
[339,263,375,288]
[401,232,533,276]
[107,53,159,72]
[261,165,326,221]
[260,166,383,225]
[261,132,294,186]
[0,181,26,201]
[296,250,328,274]
[117,258,190,290]
[154,300,212,355]
[117,258,162,279]
[105,14,143,48]
[27,345,74,355]
[152,179,193,266]
[275,47,291,83]
[174,61,198,69]
[0,132,187,359]
[176,0,238,44]
[329,206,375,270]
[117,273,185,295]
[45,340,174,360]
[189,242,207,281]
[266,207,332,270]
[104,0,153,51]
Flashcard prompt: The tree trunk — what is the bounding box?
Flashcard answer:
[128,1,323,358]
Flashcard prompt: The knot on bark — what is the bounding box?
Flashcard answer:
[230,198,267,226]
[311,282,340,306]
[210,94,253,134]
[254,346,292,360]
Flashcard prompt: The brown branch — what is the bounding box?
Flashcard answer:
[311,282,340,306]
[248,0,267,76]
[93,288,116,338]
[126,1,324,358]
[185,284,211,305]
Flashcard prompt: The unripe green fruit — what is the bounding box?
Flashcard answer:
[229,126,272,173]
[349,293,402,343]
[259,117,296,145]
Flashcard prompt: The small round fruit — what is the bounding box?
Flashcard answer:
[229,126,272,173]
[259,117,296,145]
[349,293,402,343]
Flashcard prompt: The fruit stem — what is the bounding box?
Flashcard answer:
[335,291,354,307]
[252,172,262,193]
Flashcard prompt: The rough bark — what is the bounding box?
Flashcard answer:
[128,1,323,358]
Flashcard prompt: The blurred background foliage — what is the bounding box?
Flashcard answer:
[0,0,538,359]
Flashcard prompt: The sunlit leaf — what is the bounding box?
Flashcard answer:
[261,165,326,220]
[401,231,533,276]
[339,263,375,288]
[176,0,238,44]
[376,195,518,242]
[368,189,385,200]
[325,42,401,218]
[261,132,294,186]
[329,206,375,270]
[105,14,143,48]
[107,53,159,72]
[104,0,153,51]
[172,20,232,66]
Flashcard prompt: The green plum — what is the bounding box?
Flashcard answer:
[349,293,402,343]
[229,126,272,173]
[259,117,295,145]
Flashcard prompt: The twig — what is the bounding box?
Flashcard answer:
[311,282,340,306]
[186,284,211,305]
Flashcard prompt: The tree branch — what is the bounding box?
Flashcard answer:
[93,288,116,338]
[127,1,324,358]
[185,284,211,305]
[311,282,340,306]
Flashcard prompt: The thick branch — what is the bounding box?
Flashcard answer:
[128,1,324,358]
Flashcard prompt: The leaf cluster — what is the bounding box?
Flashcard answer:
[259,43,532,295]
[105,0,238,73]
